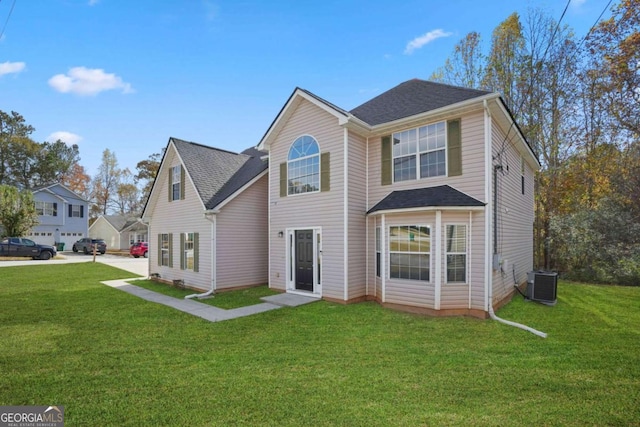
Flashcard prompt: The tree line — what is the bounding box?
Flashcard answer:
[0,110,161,225]
[430,0,639,284]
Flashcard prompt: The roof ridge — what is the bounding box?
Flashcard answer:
[170,137,247,157]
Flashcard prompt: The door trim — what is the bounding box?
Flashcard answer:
[285,227,322,296]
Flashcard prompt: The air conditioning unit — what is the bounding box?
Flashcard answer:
[526,271,558,306]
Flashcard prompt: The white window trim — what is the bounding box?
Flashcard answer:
[71,204,81,217]
[160,233,170,267]
[183,232,195,271]
[387,224,432,283]
[287,134,320,196]
[285,227,322,296]
[35,201,55,216]
[172,165,181,201]
[392,120,448,184]
[445,223,469,285]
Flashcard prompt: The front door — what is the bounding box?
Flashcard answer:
[295,230,314,291]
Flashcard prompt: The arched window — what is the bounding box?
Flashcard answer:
[287,135,320,195]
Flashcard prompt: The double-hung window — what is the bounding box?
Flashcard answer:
[393,121,446,182]
[183,232,195,270]
[446,225,467,283]
[35,201,56,216]
[389,225,431,281]
[172,166,181,200]
[160,234,170,266]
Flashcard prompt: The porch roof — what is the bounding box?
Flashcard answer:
[367,185,485,215]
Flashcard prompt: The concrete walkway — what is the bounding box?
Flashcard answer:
[102,279,318,322]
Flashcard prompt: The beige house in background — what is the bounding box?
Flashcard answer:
[144,79,539,318]
[89,215,148,250]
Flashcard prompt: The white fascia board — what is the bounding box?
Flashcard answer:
[491,99,540,170]
[206,169,268,213]
[367,206,485,217]
[369,93,500,136]
[144,139,208,215]
[35,188,68,203]
[142,139,173,219]
[259,89,349,150]
[92,216,120,234]
[170,143,207,212]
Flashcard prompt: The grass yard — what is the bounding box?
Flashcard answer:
[1,263,639,426]
[132,279,279,309]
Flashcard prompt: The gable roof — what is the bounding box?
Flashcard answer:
[367,185,485,215]
[258,87,351,149]
[32,183,89,202]
[97,215,145,232]
[171,138,268,211]
[350,79,492,126]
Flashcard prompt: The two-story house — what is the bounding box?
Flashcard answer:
[145,79,539,318]
[260,79,539,317]
[28,183,89,249]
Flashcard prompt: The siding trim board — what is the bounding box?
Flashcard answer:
[343,128,348,301]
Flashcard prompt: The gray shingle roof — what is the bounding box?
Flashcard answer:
[350,79,491,126]
[367,185,485,214]
[171,138,267,210]
[101,215,145,231]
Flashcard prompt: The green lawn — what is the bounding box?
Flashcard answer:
[1,263,639,426]
[132,279,279,309]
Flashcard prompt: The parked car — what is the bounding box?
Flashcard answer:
[129,242,148,258]
[0,237,57,260]
[72,238,107,254]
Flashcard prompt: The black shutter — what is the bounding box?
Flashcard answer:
[68,204,72,217]
[53,203,58,217]
[80,205,84,218]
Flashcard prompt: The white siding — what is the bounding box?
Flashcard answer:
[216,173,268,289]
[365,110,489,311]
[269,99,345,300]
[490,120,535,304]
[347,131,367,299]
[147,147,213,291]
[367,111,488,210]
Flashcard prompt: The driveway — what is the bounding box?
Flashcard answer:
[0,252,148,277]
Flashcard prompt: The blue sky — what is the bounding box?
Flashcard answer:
[0,0,611,176]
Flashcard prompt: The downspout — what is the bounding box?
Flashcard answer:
[185,211,216,299]
[484,99,547,338]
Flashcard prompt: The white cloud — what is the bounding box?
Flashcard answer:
[46,131,83,145]
[202,1,218,21]
[48,66,134,96]
[570,0,587,9]
[0,61,26,76]
[404,29,453,55]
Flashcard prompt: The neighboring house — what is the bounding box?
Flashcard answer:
[142,138,268,292]
[28,183,89,249]
[89,215,149,250]
[260,79,539,318]
[145,79,539,318]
